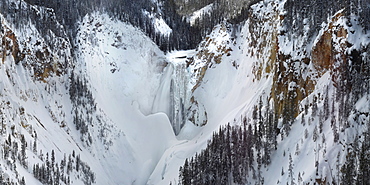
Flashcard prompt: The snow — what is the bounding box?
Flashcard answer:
[187,3,214,26]
[154,17,173,36]
[1,9,179,184]
[148,18,270,185]
[0,0,369,184]
[150,1,370,184]
[165,50,196,64]
[143,10,173,36]
[152,52,190,134]
[75,12,179,184]
[69,7,370,184]
[0,13,96,183]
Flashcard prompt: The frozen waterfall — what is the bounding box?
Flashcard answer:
[152,51,192,135]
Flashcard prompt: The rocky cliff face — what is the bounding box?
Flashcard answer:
[177,0,370,184]
[188,0,370,127]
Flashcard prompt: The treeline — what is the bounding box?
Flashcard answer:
[5,0,254,52]
[178,110,370,185]
[179,123,253,185]
[19,0,199,51]
[0,131,96,185]
[179,98,278,185]
[1,133,28,185]
[0,0,69,50]
[178,73,370,184]
[0,122,96,185]
[69,73,95,146]
[283,0,370,39]
[3,0,370,52]
[163,0,254,51]
[340,126,370,184]
[33,150,95,185]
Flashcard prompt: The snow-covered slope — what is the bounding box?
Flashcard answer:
[0,8,178,184]
[74,12,179,185]
[0,0,369,185]
[169,0,370,184]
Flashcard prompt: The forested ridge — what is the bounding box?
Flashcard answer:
[2,0,369,53]
[179,92,370,184]
[2,0,256,52]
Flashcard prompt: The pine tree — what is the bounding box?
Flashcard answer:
[33,164,36,177]
[67,154,72,174]
[322,133,326,145]
[288,153,295,185]
[20,135,27,168]
[33,131,37,154]
[313,125,319,142]
[295,143,300,156]
[0,171,3,183]
[323,87,329,120]
[304,128,308,139]
[332,118,339,143]
[180,159,191,185]
[0,110,4,135]
[60,153,66,173]
[341,151,357,184]
[301,114,306,126]
[46,152,52,184]
[298,172,303,185]
[20,176,26,185]
[357,128,370,185]
[335,151,341,185]
[319,113,323,134]
[8,134,12,146]
[51,150,55,169]
[75,154,80,172]
[55,163,60,185]
[312,95,318,117]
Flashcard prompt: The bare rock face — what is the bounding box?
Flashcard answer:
[0,1,72,84]
[311,12,348,75]
[184,0,370,130]
[0,25,70,83]
[244,1,369,132]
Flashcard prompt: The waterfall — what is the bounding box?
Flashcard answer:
[152,59,189,135]
[171,61,189,134]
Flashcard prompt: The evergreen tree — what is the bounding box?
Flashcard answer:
[298,172,302,185]
[304,128,308,139]
[55,163,60,185]
[288,153,295,185]
[357,128,370,185]
[67,154,72,174]
[319,111,324,134]
[33,137,37,154]
[323,87,330,120]
[20,176,26,185]
[332,117,339,143]
[341,151,357,184]
[60,153,66,173]
[313,125,319,142]
[51,150,55,169]
[295,143,300,156]
[335,151,341,185]
[20,134,27,168]
[180,159,191,185]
